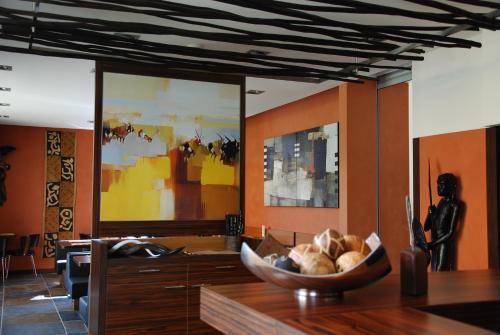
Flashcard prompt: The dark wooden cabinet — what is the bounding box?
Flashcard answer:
[89,239,259,335]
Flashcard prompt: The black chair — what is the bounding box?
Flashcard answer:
[78,295,89,325]
[0,235,9,280]
[55,244,90,275]
[7,234,40,277]
[63,251,91,303]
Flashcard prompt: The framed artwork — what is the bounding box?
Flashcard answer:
[264,123,339,208]
[93,63,244,236]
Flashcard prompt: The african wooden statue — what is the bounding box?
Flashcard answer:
[0,146,15,206]
[413,173,461,271]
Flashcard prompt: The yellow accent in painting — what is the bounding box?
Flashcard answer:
[200,156,235,186]
[100,156,172,220]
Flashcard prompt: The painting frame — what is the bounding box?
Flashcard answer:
[93,62,245,237]
[264,123,339,208]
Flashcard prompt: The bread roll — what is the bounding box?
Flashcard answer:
[335,251,365,272]
[288,243,317,265]
[343,235,371,256]
[300,252,336,275]
[313,228,345,260]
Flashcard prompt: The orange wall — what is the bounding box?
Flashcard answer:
[245,88,341,234]
[0,125,94,270]
[418,129,488,270]
[379,83,409,273]
[245,81,379,236]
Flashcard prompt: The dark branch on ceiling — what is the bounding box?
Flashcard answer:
[0,0,499,82]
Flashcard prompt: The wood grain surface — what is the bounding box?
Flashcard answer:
[201,270,500,335]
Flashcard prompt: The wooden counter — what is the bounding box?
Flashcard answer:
[88,237,259,335]
[200,270,500,335]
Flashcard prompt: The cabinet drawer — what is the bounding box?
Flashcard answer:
[107,260,186,276]
[106,280,188,325]
[189,262,256,286]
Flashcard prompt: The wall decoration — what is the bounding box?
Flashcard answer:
[0,145,15,207]
[42,131,76,258]
[99,72,241,221]
[264,123,339,208]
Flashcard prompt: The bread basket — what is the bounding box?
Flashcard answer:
[240,232,391,297]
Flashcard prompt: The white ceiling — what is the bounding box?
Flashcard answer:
[0,0,494,129]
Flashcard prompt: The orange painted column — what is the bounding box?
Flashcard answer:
[378,83,409,273]
[339,81,378,237]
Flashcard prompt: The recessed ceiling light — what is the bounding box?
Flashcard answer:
[0,87,11,92]
[2,115,10,118]
[113,32,140,40]
[246,89,265,95]
[246,49,270,56]
[87,120,94,124]
[0,65,12,71]
[0,103,10,106]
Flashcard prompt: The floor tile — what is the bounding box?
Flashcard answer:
[2,321,66,335]
[64,320,88,334]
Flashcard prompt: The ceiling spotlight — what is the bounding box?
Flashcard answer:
[87,120,94,124]
[113,32,140,40]
[246,89,265,95]
[0,103,11,106]
[0,65,12,71]
[2,115,10,118]
[246,49,270,56]
[0,87,11,92]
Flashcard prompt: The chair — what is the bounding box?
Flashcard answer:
[7,234,40,277]
[63,251,91,306]
[78,295,89,325]
[55,243,90,275]
[0,235,9,280]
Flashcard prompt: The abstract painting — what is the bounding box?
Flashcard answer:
[264,123,339,208]
[100,72,241,221]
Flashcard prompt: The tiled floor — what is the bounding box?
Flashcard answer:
[0,273,88,335]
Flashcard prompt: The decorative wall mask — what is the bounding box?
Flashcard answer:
[0,145,15,207]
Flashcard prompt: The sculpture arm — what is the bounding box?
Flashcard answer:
[423,205,436,231]
[428,203,460,247]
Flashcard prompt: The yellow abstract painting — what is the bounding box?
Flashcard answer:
[100,73,240,221]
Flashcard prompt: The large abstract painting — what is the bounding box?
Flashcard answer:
[100,72,241,221]
[264,123,339,208]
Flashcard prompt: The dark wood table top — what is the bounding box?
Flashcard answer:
[0,233,15,237]
[57,239,92,249]
[73,255,91,267]
[201,270,500,335]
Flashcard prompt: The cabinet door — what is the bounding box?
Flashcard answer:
[188,284,221,335]
[105,264,188,335]
[187,258,258,335]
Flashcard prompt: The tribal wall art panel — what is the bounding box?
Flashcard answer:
[264,123,339,208]
[100,72,241,221]
[43,131,76,258]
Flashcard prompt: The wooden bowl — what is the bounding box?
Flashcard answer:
[240,232,391,297]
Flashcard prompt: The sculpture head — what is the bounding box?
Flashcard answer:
[437,173,457,198]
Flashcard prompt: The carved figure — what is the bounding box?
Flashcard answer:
[413,173,461,271]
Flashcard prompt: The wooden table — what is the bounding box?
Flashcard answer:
[57,239,92,249]
[73,255,91,267]
[200,270,500,335]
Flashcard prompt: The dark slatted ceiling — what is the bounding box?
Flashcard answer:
[0,0,500,82]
